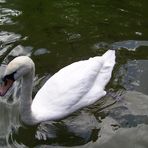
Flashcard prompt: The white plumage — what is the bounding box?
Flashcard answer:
[0,50,115,125]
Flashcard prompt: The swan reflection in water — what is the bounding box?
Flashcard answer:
[7,111,100,147]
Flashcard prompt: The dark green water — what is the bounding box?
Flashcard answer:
[1,0,148,147]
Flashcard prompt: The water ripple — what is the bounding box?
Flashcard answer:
[0,0,5,3]
[112,40,148,51]
[0,8,22,25]
[0,31,21,46]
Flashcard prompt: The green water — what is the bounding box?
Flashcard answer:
[1,0,148,147]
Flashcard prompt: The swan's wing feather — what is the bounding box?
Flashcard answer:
[31,50,115,121]
[71,50,116,110]
[32,57,103,119]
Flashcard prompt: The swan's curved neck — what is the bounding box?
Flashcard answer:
[20,65,38,125]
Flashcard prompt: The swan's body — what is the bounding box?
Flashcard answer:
[0,50,115,125]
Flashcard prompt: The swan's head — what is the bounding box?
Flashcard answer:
[0,56,34,96]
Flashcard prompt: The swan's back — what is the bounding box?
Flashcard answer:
[31,50,115,122]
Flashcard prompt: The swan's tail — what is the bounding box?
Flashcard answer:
[102,50,116,66]
[95,49,116,89]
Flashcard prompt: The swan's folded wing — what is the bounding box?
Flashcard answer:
[31,50,115,121]
[71,50,116,110]
[31,57,104,120]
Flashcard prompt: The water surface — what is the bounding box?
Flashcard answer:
[1,0,148,147]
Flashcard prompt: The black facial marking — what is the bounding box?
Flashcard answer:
[4,79,7,85]
[2,71,16,82]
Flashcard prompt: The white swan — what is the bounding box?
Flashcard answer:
[0,50,115,125]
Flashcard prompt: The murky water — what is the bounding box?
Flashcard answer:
[1,0,148,147]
